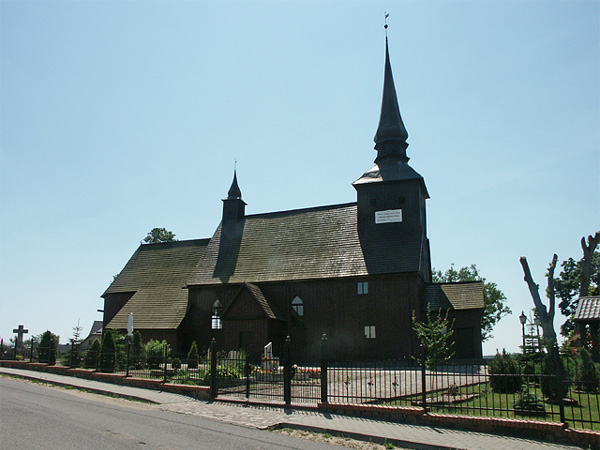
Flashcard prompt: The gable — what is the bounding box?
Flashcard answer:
[104,239,209,330]
[223,283,283,320]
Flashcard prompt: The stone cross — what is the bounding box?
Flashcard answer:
[13,325,28,351]
[262,342,274,372]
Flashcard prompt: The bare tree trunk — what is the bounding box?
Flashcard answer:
[580,231,600,297]
[519,255,558,347]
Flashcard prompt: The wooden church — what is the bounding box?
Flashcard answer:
[102,37,484,361]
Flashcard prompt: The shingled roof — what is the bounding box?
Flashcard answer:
[104,239,209,330]
[188,202,425,285]
[574,296,600,322]
[425,282,485,311]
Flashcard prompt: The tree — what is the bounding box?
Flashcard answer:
[432,264,511,342]
[187,341,200,369]
[143,228,177,244]
[519,254,559,348]
[37,331,59,364]
[555,232,600,336]
[98,329,117,372]
[412,308,455,369]
[83,339,100,369]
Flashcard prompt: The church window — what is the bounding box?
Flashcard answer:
[291,296,304,317]
[211,300,223,330]
[357,281,369,295]
[364,325,376,339]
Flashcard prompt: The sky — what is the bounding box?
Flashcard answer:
[1,0,598,356]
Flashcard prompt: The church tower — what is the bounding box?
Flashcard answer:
[353,37,431,281]
[222,170,246,224]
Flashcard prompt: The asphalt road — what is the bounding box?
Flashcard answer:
[0,377,342,450]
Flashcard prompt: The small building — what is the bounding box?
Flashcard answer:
[574,296,600,362]
[102,37,484,361]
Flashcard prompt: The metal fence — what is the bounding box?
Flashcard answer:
[4,337,600,431]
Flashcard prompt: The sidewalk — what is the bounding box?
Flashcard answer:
[0,367,584,450]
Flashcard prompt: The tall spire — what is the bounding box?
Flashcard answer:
[374,36,409,164]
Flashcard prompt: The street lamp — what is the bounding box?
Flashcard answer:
[519,311,527,353]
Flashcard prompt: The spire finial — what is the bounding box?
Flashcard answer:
[384,12,389,35]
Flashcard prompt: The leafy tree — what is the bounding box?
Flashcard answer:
[99,329,117,372]
[412,308,455,369]
[83,339,100,369]
[432,264,511,342]
[143,228,177,244]
[187,341,200,369]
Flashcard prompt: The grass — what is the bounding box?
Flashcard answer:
[385,381,600,431]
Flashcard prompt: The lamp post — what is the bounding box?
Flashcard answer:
[519,311,527,354]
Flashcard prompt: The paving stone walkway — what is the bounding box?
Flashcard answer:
[0,367,586,450]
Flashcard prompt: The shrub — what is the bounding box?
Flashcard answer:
[489,350,523,394]
[83,339,100,369]
[171,357,181,370]
[145,340,168,369]
[514,386,546,416]
[575,348,599,393]
[202,366,241,387]
[98,329,117,373]
[187,341,199,369]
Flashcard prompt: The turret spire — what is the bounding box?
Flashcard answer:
[227,170,242,200]
[374,36,409,164]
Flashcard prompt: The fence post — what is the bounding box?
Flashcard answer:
[320,334,328,404]
[244,355,251,399]
[163,343,168,383]
[420,342,427,411]
[283,335,292,407]
[210,338,218,399]
[30,339,34,363]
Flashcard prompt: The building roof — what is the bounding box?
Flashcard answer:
[104,239,209,330]
[425,282,485,311]
[574,296,600,322]
[189,202,423,286]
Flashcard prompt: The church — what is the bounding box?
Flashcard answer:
[102,37,484,361]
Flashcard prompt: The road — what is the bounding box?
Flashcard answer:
[0,377,342,450]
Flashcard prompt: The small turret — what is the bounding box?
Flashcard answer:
[222,171,246,223]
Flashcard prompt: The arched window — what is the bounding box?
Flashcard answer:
[211,300,223,330]
[291,296,304,317]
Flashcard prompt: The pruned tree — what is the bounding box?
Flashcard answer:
[580,232,600,297]
[519,254,558,348]
[554,231,600,336]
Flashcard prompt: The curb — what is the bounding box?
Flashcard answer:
[269,422,462,450]
[0,371,159,404]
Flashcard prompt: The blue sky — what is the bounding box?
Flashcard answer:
[1,1,598,355]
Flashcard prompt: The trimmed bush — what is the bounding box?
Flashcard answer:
[83,339,100,369]
[37,331,58,364]
[489,350,523,394]
[98,330,116,373]
[575,348,599,393]
[187,341,199,369]
[145,340,168,369]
